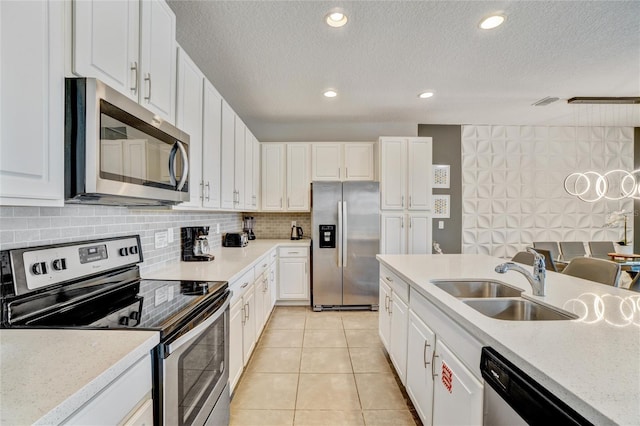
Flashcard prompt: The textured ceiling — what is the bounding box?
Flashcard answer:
[167,1,640,141]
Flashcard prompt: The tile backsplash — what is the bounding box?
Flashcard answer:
[0,205,242,274]
[246,212,311,240]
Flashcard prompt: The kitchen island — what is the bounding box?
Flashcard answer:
[377,254,640,425]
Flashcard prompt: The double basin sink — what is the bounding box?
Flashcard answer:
[431,280,577,321]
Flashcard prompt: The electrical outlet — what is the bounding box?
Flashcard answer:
[438,220,445,230]
[216,223,220,234]
[291,221,297,227]
[155,230,168,249]
[167,228,174,243]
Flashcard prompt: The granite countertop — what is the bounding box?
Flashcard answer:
[0,329,159,425]
[376,253,640,426]
[143,239,310,282]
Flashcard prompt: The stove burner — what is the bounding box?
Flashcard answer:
[181,281,209,295]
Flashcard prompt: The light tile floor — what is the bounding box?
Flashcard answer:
[230,307,419,426]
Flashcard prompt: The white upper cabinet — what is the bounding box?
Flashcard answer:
[261,144,286,211]
[311,142,375,181]
[252,134,260,210]
[175,47,204,207]
[244,129,257,211]
[234,117,246,210]
[73,0,139,102]
[0,0,65,206]
[202,80,222,209]
[73,0,177,123]
[220,100,235,209]
[261,143,310,212]
[286,144,311,211]
[380,137,432,211]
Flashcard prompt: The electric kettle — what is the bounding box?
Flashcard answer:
[291,226,303,240]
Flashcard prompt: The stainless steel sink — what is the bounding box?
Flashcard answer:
[432,280,523,298]
[462,298,577,321]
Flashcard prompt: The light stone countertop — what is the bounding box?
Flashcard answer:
[377,253,640,426]
[0,329,159,425]
[143,239,311,283]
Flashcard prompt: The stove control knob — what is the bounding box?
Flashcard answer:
[119,247,129,256]
[129,246,139,255]
[119,316,130,326]
[52,258,67,271]
[31,262,47,275]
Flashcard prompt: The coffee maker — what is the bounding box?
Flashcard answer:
[181,226,215,261]
[243,216,256,240]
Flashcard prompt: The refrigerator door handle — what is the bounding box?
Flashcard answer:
[343,201,348,268]
[338,201,343,267]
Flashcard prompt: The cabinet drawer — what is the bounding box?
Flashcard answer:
[230,268,255,306]
[380,265,409,303]
[279,246,308,258]
[254,254,269,277]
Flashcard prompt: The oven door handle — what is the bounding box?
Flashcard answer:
[165,297,229,357]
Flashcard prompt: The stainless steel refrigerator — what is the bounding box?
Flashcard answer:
[312,181,380,311]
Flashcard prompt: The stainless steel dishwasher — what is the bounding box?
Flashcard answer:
[481,347,593,426]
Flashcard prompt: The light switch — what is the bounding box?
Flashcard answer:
[438,220,445,230]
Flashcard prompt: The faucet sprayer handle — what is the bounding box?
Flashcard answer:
[526,247,546,277]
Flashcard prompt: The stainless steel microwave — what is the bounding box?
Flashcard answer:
[65,78,190,206]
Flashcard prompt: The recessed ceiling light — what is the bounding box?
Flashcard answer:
[418,91,434,99]
[324,90,338,98]
[326,11,348,27]
[479,14,505,30]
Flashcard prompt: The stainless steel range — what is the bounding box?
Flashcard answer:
[0,235,230,426]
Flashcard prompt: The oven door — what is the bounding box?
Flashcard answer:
[162,294,230,426]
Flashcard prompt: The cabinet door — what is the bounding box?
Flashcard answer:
[407,138,433,210]
[287,144,310,211]
[408,214,432,254]
[254,275,266,337]
[252,135,260,209]
[344,143,374,180]
[73,0,139,101]
[175,48,204,207]
[234,116,246,210]
[432,340,484,426]
[268,261,278,312]
[378,279,392,351]
[381,213,406,255]
[380,138,406,210]
[244,129,254,210]
[311,143,341,181]
[0,0,64,206]
[220,100,235,209]
[229,299,244,393]
[261,144,286,211]
[140,0,176,123]
[407,311,436,426]
[389,294,409,385]
[278,258,308,299]
[202,80,222,209]
[242,285,256,366]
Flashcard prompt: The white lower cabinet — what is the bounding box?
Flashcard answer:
[406,310,435,426]
[229,268,255,393]
[241,284,256,365]
[229,296,244,393]
[63,354,152,425]
[278,247,309,302]
[379,265,484,426]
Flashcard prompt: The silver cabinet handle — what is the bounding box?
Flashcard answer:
[288,251,300,254]
[388,297,393,314]
[409,196,412,208]
[244,302,250,320]
[401,195,404,208]
[205,182,210,201]
[199,181,204,200]
[432,352,439,378]
[423,340,431,368]
[346,167,348,179]
[144,73,151,101]
[401,216,404,228]
[385,276,393,283]
[280,197,283,208]
[287,197,290,208]
[241,282,249,288]
[130,61,138,94]
[263,263,268,267]
[384,294,389,312]
[410,218,412,229]
[241,305,246,325]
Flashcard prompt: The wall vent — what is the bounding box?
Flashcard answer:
[532,96,559,106]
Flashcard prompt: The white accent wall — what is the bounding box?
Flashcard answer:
[461,125,634,257]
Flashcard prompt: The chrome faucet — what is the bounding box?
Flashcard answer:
[495,247,546,296]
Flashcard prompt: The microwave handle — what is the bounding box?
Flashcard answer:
[168,141,189,191]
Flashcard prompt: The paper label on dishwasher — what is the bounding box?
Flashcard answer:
[442,361,453,393]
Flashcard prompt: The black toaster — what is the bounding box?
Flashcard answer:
[223,232,248,247]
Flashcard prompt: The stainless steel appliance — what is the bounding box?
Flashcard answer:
[222,232,248,247]
[0,236,229,426]
[311,181,380,311]
[65,78,190,206]
[181,226,215,261]
[243,216,256,240]
[481,347,591,425]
